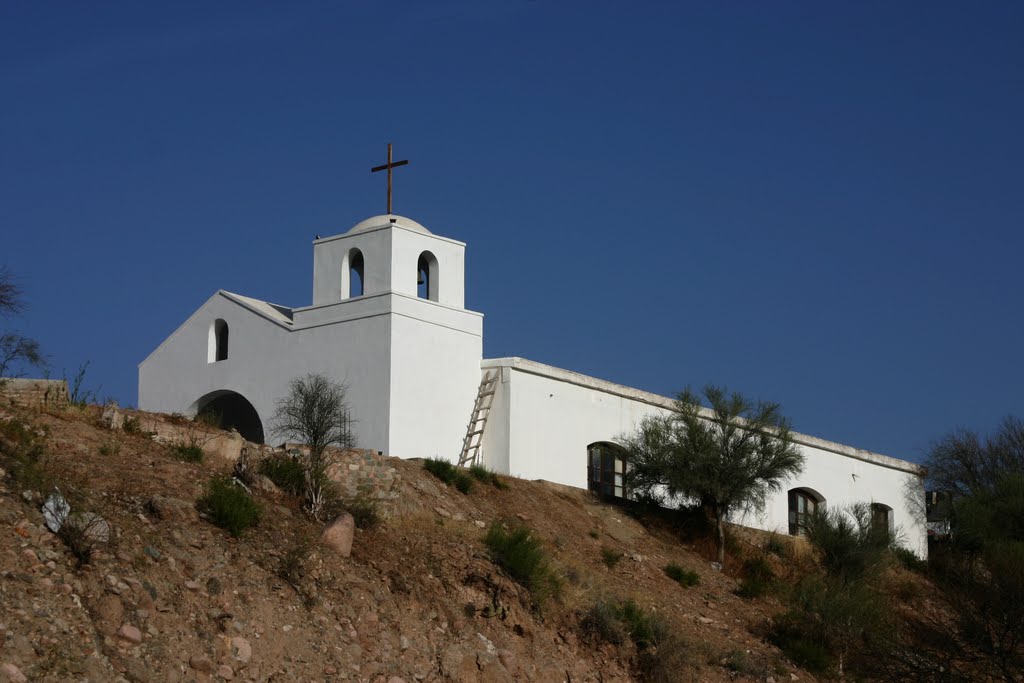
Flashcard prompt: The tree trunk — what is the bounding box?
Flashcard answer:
[716,506,726,564]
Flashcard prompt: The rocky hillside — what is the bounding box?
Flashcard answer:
[0,399,825,683]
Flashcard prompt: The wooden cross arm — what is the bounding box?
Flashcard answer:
[371,159,410,173]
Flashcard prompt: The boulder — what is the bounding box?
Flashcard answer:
[321,513,355,558]
[145,495,196,523]
[101,402,124,430]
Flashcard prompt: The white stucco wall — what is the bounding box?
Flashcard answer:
[140,215,482,462]
[139,292,393,453]
[479,357,928,558]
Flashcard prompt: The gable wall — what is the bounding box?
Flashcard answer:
[138,294,393,454]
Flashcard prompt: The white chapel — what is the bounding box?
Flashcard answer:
[139,182,928,557]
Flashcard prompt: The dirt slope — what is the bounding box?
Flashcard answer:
[0,402,814,683]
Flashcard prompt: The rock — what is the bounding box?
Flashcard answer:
[67,511,110,543]
[217,665,234,680]
[767,677,776,683]
[697,616,714,624]
[252,476,279,495]
[41,492,70,532]
[189,654,214,674]
[143,545,161,560]
[1,663,28,683]
[184,580,201,591]
[321,513,355,557]
[102,402,124,430]
[117,623,143,644]
[95,594,124,634]
[145,495,196,523]
[386,678,407,683]
[206,576,223,595]
[230,636,251,665]
[474,520,486,528]
[497,649,518,675]
[710,561,723,572]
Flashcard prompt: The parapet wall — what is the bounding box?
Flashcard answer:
[0,379,69,409]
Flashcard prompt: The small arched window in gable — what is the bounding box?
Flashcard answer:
[417,251,439,301]
[788,487,824,536]
[208,319,229,363]
[587,442,628,500]
[347,248,364,298]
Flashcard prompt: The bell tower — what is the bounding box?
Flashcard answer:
[296,213,483,461]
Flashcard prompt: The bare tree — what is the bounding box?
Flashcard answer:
[0,265,24,317]
[272,373,355,520]
[0,266,45,379]
[621,385,804,563]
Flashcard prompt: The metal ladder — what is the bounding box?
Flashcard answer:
[458,370,498,466]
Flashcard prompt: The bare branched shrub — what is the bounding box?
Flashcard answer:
[272,373,355,521]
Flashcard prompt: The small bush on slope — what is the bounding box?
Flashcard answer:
[484,521,561,605]
[258,453,306,496]
[424,457,474,494]
[198,475,262,537]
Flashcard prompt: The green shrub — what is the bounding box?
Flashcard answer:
[664,562,700,587]
[581,600,627,645]
[614,599,668,650]
[0,418,51,491]
[424,456,457,482]
[892,546,926,572]
[469,463,509,489]
[771,574,892,676]
[345,491,381,530]
[770,609,834,674]
[198,476,262,537]
[258,453,306,496]
[171,443,204,463]
[765,532,787,556]
[803,503,891,584]
[454,472,474,494]
[424,457,474,494]
[736,555,775,598]
[601,546,624,568]
[484,521,560,604]
[122,415,141,434]
[582,599,668,651]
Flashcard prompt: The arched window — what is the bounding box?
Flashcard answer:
[417,251,439,301]
[208,319,229,363]
[788,487,824,536]
[348,248,364,298]
[871,503,893,538]
[587,442,627,500]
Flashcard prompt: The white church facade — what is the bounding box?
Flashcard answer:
[139,212,927,557]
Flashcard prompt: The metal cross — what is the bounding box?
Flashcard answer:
[370,143,409,215]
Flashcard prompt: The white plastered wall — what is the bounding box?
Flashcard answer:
[480,357,928,558]
[139,292,393,453]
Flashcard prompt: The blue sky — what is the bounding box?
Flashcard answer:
[2,2,1022,462]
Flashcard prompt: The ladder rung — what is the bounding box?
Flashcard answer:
[468,429,484,437]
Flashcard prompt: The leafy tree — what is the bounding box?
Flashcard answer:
[0,266,45,379]
[271,373,355,520]
[621,385,804,563]
[916,418,1024,682]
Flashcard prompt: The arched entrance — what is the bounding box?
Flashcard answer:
[192,390,265,444]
